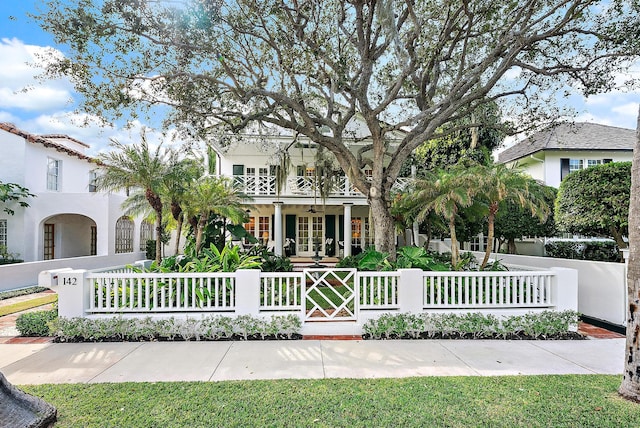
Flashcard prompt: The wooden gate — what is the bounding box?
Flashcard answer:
[303,269,357,321]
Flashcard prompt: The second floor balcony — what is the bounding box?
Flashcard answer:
[232,175,411,197]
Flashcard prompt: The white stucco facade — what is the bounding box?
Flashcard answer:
[0,124,149,262]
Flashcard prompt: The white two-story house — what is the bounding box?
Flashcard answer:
[497,122,634,188]
[0,123,152,262]
[211,123,409,258]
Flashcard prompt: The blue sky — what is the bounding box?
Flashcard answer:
[1,1,639,155]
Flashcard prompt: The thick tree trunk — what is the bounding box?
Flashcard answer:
[507,238,517,254]
[369,195,396,256]
[619,107,640,402]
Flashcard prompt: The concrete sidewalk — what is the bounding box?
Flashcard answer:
[0,338,625,385]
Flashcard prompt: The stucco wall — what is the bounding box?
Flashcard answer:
[473,251,626,327]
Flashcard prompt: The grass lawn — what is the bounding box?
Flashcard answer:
[22,375,639,427]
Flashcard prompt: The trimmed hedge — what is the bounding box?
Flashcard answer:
[545,239,620,262]
[15,309,58,337]
[362,311,581,340]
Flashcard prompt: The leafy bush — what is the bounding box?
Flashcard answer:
[395,247,450,271]
[145,239,156,260]
[140,243,263,273]
[16,308,58,336]
[336,247,393,271]
[545,239,620,262]
[50,314,302,342]
[362,310,580,340]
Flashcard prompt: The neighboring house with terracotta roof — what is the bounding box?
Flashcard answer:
[0,123,150,262]
[497,122,634,188]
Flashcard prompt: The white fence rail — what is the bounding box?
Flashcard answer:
[88,272,236,313]
[423,271,554,309]
[260,272,304,310]
[359,271,400,310]
[58,267,577,335]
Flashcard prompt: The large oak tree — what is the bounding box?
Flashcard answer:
[36,0,638,254]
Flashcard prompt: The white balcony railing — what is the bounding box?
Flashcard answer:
[232,174,412,198]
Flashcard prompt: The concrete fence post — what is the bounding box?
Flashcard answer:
[550,267,578,313]
[57,270,89,318]
[398,269,424,313]
[235,269,261,315]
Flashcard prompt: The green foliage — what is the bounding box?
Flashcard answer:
[258,253,293,273]
[15,308,58,337]
[0,286,49,301]
[555,162,630,247]
[145,239,156,260]
[545,239,621,262]
[395,246,450,271]
[50,314,302,342]
[0,180,35,215]
[362,310,580,340]
[182,243,262,272]
[336,247,393,271]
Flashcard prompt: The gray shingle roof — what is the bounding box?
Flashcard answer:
[497,122,635,164]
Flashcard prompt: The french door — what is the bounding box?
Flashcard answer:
[44,223,55,260]
[297,216,323,256]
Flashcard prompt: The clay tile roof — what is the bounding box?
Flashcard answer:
[0,122,95,162]
[497,122,635,164]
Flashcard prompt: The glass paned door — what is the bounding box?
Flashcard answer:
[297,216,323,255]
[44,223,55,260]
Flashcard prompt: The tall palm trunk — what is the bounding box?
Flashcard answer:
[481,202,499,269]
[174,214,184,255]
[145,189,163,264]
[449,214,459,268]
[195,214,208,256]
[619,108,640,402]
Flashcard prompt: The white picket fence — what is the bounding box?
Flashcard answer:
[57,267,577,335]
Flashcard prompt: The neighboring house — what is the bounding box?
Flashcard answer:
[497,122,634,188]
[213,123,409,258]
[0,123,152,262]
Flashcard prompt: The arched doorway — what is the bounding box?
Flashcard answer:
[41,214,97,260]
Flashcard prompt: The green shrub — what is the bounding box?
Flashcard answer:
[16,309,58,336]
[145,239,157,260]
[545,239,620,262]
[362,310,580,339]
[50,314,302,342]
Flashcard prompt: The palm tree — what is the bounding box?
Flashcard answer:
[162,157,204,255]
[470,164,550,269]
[94,134,177,263]
[407,167,477,267]
[184,176,250,255]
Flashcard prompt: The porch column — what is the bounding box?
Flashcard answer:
[343,203,352,257]
[273,201,283,257]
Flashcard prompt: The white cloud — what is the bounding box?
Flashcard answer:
[612,103,639,118]
[0,37,74,112]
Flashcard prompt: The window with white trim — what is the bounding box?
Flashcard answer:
[89,170,98,192]
[587,159,603,168]
[47,158,61,191]
[568,159,583,174]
